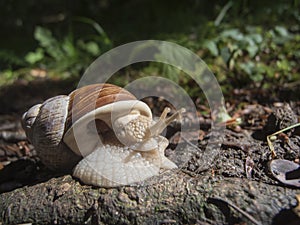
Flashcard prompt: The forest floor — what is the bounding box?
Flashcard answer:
[0,79,300,225]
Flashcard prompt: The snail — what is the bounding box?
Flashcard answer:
[22,83,184,187]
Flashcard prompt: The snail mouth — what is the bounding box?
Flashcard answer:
[146,107,186,138]
[128,137,160,152]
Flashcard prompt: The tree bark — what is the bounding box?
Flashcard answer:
[0,171,298,225]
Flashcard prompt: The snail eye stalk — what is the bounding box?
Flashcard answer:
[146,107,185,137]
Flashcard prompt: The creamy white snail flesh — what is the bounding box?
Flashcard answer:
[72,136,173,187]
[64,100,182,187]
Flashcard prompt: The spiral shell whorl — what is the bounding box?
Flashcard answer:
[65,83,137,131]
[32,95,81,171]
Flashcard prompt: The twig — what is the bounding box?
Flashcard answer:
[181,135,199,150]
[267,122,300,158]
[0,123,19,131]
[0,131,27,142]
[208,197,262,225]
[214,1,233,26]
[176,135,201,177]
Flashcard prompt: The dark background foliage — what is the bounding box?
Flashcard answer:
[0,0,299,98]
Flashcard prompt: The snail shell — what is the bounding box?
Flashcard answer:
[22,83,181,187]
[22,95,81,171]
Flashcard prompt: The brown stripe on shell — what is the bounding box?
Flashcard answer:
[65,84,136,130]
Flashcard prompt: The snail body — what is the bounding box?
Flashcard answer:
[22,83,183,187]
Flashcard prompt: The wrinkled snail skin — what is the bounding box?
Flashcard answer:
[22,83,182,187]
[73,136,177,187]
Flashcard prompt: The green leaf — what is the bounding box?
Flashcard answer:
[74,17,112,47]
[25,48,44,64]
[276,59,291,71]
[204,40,219,56]
[34,26,53,47]
[246,45,259,58]
[84,42,100,56]
[220,47,231,65]
[62,37,76,58]
[275,26,289,37]
[239,61,255,75]
[249,33,263,44]
[216,106,232,123]
[220,29,244,41]
[0,50,26,66]
[250,73,264,82]
[34,26,64,60]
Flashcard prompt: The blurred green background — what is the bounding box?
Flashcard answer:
[0,0,299,100]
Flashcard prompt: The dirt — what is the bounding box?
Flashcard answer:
[0,80,300,224]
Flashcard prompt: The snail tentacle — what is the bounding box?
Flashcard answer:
[147,107,186,137]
